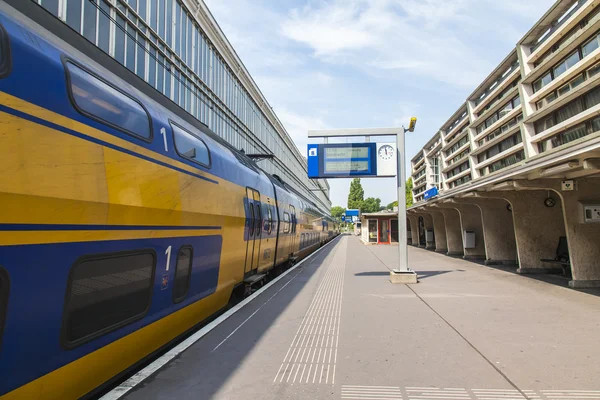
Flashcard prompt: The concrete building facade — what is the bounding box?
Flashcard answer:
[409,0,600,288]
[33,0,331,213]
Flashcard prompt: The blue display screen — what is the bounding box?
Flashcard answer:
[307,143,377,178]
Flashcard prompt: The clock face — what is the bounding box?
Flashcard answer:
[378,145,394,160]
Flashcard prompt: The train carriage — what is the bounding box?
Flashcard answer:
[0,2,337,399]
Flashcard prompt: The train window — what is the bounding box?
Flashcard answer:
[62,251,155,347]
[66,62,151,140]
[249,206,255,237]
[0,268,8,347]
[290,206,296,233]
[255,204,262,237]
[266,208,273,234]
[300,234,305,248]
[0,24,11,78]
[283,213,290,233]
[173,247,193,303]
[171,123,211,168]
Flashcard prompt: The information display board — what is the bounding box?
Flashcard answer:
[307,143,396,178]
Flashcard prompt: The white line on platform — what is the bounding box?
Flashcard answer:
[100,236,340,400]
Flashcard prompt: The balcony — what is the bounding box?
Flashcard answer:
[473,85,520,127]
[527,7,600,86]
[527,1,591,66]
[474,106,522,143]
[472,123,521,155]
[475,143,525,170]
[443,143,471,171]
[445,168,472,185]
[472,67,521,115]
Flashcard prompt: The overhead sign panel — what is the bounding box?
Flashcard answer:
[307,143,396,178]
[423,187,438,200]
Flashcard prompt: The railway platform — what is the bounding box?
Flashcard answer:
[110,235,600,400]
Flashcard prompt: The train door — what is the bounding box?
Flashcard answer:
[244,188,261,276]
[252,190,262,271]
[290,205,296,252]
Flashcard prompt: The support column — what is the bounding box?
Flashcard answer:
[479,189,565,275]
[414,212,435,250]
[447,202,486,260]
[423,209,448,253]
[407,214,419,247]
[431,206,463,256]
[453,198,517,265]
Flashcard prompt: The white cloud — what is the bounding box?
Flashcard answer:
[280,0,553,88]
[275,108,330,157]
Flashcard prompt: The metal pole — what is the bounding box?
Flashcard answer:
[396,128,409,272]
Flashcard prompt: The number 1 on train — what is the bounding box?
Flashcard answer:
[165,245,172,271]
[160,127,168,152]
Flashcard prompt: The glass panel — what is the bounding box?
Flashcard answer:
[42,0,59,17]
[380,220,389,242]
[571,73,585,88]
[368,220,377,243]
[588,63,600,78]
[499,102,513,118]
[67,63,151,139]
[83,1,97,43]
[98,1,110,53]
[583,33,600,57]
[115,16,126,64]
[533,72,552,92]
[66,0,83,32]
[512,95,521,107]
[555,98,584,124]
[173,247,192,303]
[64,252,155,345]
[172,124,210,166]
[585,87,600,108]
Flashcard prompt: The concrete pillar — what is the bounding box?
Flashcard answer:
[423,209,448,253]
[553,178,600,288]
[431,206,464,256]
[414,212,435,249]
[480,190,565,275]
[454,198,517,265]
[407,214,419,247]
[447,202,486,260]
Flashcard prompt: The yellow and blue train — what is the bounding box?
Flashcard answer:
[0,2,338,398]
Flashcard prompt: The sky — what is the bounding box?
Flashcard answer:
[204,0,555,208]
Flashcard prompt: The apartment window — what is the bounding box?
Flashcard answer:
[588,62,600,79]
[476,95,520,134]
[474,59,519,106]
[553,51,580,79]
[173,247,193,303]
[538,115,600,152]
[583,32,600,57]
[534,86,600,134]
[171,123,211,167]
[446,161,470,179]
[67,62,151,140]
[448,174,471,189]
[533,31,600,94]
[533,72,553,92]
[477,133,522,163]
[488,150,525,173]
[62,251,155,347]
[445,135,469,157]
[448,149,469,166]
[535,72,585,109]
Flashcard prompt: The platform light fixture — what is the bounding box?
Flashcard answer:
[539,161,580,177]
